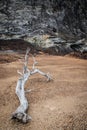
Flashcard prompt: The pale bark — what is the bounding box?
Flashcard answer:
[11,48,52,123]
[11,48,31,123]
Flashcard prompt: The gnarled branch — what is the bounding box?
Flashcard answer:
[11,48,52,123]
[11,48,31,123]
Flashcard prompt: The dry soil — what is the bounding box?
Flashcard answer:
[0,53,87,130]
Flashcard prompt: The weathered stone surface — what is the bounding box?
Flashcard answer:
[0,0,87,39]
[43,38,87,55]
[0,0,87,57]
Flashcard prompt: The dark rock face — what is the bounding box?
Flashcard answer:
[43,38,87,57]
[0,39,37,54]
[0,0,87,58]
[0,0,87,39]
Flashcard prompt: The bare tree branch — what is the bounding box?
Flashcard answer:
[11,48,31,123]
[11,48,52,123]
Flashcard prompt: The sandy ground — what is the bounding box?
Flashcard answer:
[0,53,87,130]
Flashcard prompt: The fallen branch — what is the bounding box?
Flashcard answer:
[30,55,52,81]
[11,48,52,123]
[11,48,31,123]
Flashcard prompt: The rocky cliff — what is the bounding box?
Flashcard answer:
[0,0,87,57]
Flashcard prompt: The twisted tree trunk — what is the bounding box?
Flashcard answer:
[11,48,52,123]
[11,48,31,123]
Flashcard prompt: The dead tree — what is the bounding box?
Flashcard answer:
[11,48,51,123]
